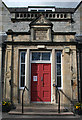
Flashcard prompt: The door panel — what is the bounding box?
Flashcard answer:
[31,63,51,102]
[43,73,49,86]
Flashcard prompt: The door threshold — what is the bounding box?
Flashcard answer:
[31,102,51,104]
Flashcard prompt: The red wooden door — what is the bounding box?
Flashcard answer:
[31,63,51,102]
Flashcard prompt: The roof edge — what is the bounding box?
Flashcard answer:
[2,1,8,9]
[74,1,82,12]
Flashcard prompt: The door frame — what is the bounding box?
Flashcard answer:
[30,51,52,103]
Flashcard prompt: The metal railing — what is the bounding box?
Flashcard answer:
[54,84,73,113]
[22,86,29,113]
[58,90,60,113]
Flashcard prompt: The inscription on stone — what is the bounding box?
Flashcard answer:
[34,29,47,40]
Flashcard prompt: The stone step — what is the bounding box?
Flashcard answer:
[16,103,58,107]
[9,111,74,116]
[12,109,66,112]
[14,104,69,112]
[14,106,68,112]
[9,104,74,116]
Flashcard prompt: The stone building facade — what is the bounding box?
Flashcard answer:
[1,1,82,106]
[75,1,82,102]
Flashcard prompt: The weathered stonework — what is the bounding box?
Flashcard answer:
[4,45,12,100]
[53,35,75,42]
[13,35,30,42]
[34,29,48,40]
[1,1,82,106]
[3,44,77,105]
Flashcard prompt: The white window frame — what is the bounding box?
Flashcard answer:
[55,51,63,89]
[31,51,51,63]
[28,8,55,12]
[19,51,27,89]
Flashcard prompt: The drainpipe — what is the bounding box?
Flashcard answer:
[80,49,82,102]
[0,32,7,118]
[11,32,14,104]
[77,49,80,102]
[75,35,82,102]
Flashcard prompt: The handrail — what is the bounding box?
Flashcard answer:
[59,89,73,103]
[22,86,29,114]
[58,89,74,113]
[54,84,73,113]
[57,90,60,113]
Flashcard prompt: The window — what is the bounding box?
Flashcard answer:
[28,8,55,12]
[32,52,51,61]
[19,51,26,89]
[32,52,40,60]
[38,10,45,12]
[56,51,62,88]
[42,53,50,60]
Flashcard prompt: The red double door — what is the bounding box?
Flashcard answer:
[31,63,51,102]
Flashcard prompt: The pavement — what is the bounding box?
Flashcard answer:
[1,112,82,120]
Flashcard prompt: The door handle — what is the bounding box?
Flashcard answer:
[41,77,43,81]
[41,77,44,87]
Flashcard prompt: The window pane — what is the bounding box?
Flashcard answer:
[56,51,62,88]
[20,51,26,88]
[57,64,61,75]
[20,76,25,87]
[57,76,61,87]
[42,52,50,60]
[21,64,25,75]
[57,52,61,63]
[21,52,26,63]
[32,52,40,60]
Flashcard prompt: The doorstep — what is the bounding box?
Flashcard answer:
[8,103,75,116]
[9,111,74,116]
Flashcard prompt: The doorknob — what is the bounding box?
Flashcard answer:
[41,77,43,81]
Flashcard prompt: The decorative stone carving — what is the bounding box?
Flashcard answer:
[36,16,48,24]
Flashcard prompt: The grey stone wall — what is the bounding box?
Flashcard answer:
[72,6,80,35]
[2,3,30,32]
[2,2,82,35]
[80,4,82,34]
[2,2,73,33]
[52,21,72,32]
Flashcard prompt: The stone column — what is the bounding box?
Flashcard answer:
[52,49,56,103]
[26,49,30,103]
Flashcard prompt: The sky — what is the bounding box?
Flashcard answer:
[2,0,81,8]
